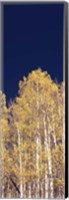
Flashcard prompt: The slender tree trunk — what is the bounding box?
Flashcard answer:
[53,130,57,147]
[23,183,26,198]
[40,181,43,198]
[2,185,4,198]
[23,151,26,198]
[48,127,53,199]
[36,84,40,198]
[28,182,31,198]
[32,181,35,198]
[58,93,65,198]
[18,128,23,198]
[36,129,40,198]
[44,173,49,198]
[7,181,11,198]
[15,122,23,198]
[43,110,49,198]
[28,138,31,198]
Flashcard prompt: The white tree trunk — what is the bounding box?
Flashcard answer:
[44,173,49,198]
[15,122,23,198]
[40,181,44,198]
[44,111,53,199]
[28,182,31,198]
[23,150,27,198]
[32,181,35,198]
[28,149,31,198]
[43,111,49,198]
[23,183,26,198]
[36,84,40,198]
[53,130,57,147]
[7,181,11,198]
[36,132,40,198]
[18,128,23,198]
[2,185,4,198]
[48,127,53,199]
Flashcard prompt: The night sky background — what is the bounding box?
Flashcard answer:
[4,3,64,105]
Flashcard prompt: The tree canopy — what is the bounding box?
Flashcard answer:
[0,69,65,198]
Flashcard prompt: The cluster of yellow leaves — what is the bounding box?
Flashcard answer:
[0,69,65,198]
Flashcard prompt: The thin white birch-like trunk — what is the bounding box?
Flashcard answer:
[22,152,26,198]
[28,164,31,197]
[15,122,23,198]
[44,173,49,198]
[43,113,53,198]
[48,126,53,199]
[53,127,57,147]
[43,110,49,198]
[23,182,26,198]
[32,181,35,198]
[58,91,65,198]
[2,185,4,198]
[32,149,37,198]
[28,123,32,198]
[7,181,11,198]
[36,127,40,198]
[36,84,40,198]
[23,150,27,198]
[40,181,44,198]
[18,129,23,198]
[28,182,31,198]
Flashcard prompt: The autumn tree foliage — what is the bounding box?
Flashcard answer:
[0,69,65,198]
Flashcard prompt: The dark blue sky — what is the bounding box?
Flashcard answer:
[4,3,64,104]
